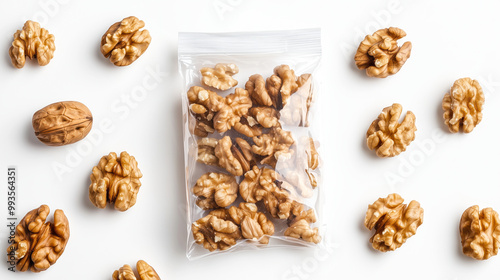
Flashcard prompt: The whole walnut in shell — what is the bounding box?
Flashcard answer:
[9,20,55,69]
[364,193,424,252]
[192,172,238,210]
[32,101,93,146]
[89,151,143,211]
[355,27,412,78]
[201,63,239,90]
[460,205,500,260]
[7,205,70,272]
[112,260,161,280]
[101,16,151,66]
[366,103,416,157]
[442,78,485,133]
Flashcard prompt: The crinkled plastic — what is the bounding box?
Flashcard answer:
[178,29,324,260]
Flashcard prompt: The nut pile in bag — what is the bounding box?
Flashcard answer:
[179,29,323,259]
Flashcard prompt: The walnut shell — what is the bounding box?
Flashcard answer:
[32,101,93,146]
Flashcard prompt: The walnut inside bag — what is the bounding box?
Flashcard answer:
[88,151,143,211]
[442,78,485,133]
[7,205,70,272]
[201,63,239,90]
[213,88,252,133]
[285,202,321,244]
[460,205,500,260]
[354,27,412,78]
[192,172,238,210]
[101,16,151,66]
[192,211,242,252]
[214,136,255,176]
[364,193,424,252]
[252,127,295,168]
[246,74,275,107]
[366,103,416,158]
[188,86,225,137]
[197,138,219,166]
[112,260,161,280]
[9,20,55,68]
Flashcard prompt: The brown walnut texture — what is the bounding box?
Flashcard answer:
[460,205,500,260]
[354,27,412,78]
[112,260,161,280]
[197,138,219,166]
[364,193,424,252]
[366,103,416,158]
[192,203,274,251]
[252,127,294,167]
[213,88,252,133]
[89,151,143,211]
[285,202,321,244]
[9,20,55,69]
[442,78,485,133]
[187,86,225,137]
[201,63,239,90]
[32,101,93,146]
[192,172,238,210]
[7,205,70,272]
[101,16,151,66]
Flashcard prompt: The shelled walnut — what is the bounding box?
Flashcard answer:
[234,115,263,137]
[354,27,412,78]
[101,16,151,66]
[214,136,255,176]
[366,103,416,157]
[364,193,424,252]
[442,78,485,133]
[285,203,321,244]
[192,172,238,210]
[192,212,242,252]
[227,203,274,244]
[252,127,294,167]
[32,101,93,146]
[112,260,161,280]
[274,65,299,106]
[246,74,274,107]
[460,205,500,260]
[249,107,280,128]
[89,151,143,211]
[201,63,239,90]
[7,205,70,272]
[188,86,225,137]
[9,20,55,68]
[214,88,252,133]
[197,138,219,166]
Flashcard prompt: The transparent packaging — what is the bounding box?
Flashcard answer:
[178,29,324,260]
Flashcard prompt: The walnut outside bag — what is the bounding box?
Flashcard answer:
[178,29,324,260]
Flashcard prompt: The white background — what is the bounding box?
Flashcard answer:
[1,0,500,279]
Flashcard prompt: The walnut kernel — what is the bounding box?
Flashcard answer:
[460,205,500,260]
[89,151,143,211]
[101,16,151,66]
[7,205,70,272]
[112,260,161,280]
[192,172,238,210]
[355,27,412,78]
[364,193,424,252]
[9,20,55,68]
[366,103,416,157]
[201,63,239,90]
[442,78,485,133]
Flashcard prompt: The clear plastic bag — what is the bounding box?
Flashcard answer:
[178,29,324,260]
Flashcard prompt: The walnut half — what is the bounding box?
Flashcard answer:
[9,20,55,69]
[7,205,70,272]
[354,27,412,78]
[364,193,424,252]
[100,16,151,66]
[366,103,416,158]
[442,78,485,133]
[112,260,161,280]
[89,151,143,211]
[460,205,500,260]
[192,172,238,210]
